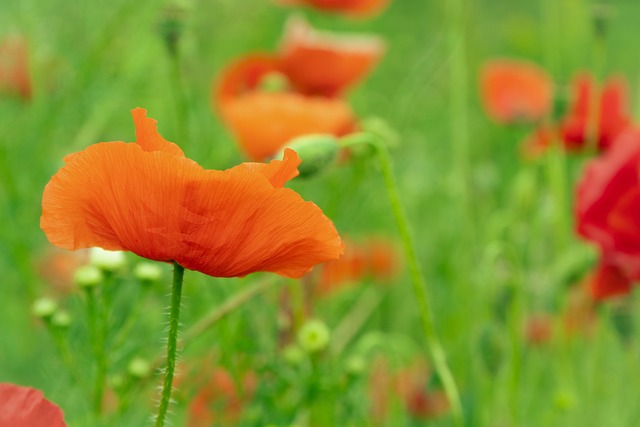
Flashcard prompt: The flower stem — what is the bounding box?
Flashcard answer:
[340,134,464,426]
[155,261,185,427]
[85,287,107,416]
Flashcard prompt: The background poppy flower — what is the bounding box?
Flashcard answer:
[41,108,343,279]
[277,0,389,17]
[480,59,553,124]
[588,259,632,301]
[560,74,631,152]
[0,383,67,427]
[187,368,256,427]
[575,128,640,297]
[0,35,31,100]
[215,54,284,106]
[219,91,355,160]
[279,15,385,97]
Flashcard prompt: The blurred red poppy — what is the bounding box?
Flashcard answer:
[215,53,356,160]
[41,108,343,279]
[277,0,389,17]
[187,368,256,427]
[525,314,553,345]
[394,360,449,420]
[480,59,553,124]
[575,128,640,298]
[0,383,67,427]
[588,258,632,301]
[279,15,385,97]
[563,279,597,334]
[0,35,31,100]
[560,74,631,152]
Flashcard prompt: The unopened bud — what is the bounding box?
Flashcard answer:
[281,134,339,178]
[282,344,306,365]
[74,265,103,288]
[51,310,71,328]
[345,355,366,376]
[259,72,289,93]
[32,298,58,319]
[297,319,330,353]
[133,262,162,282]
[127,357,152,379]
[158,0,190,56]
[90,248,126,272]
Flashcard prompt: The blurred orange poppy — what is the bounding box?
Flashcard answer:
[525,314,553,345]
[277,0,389,17]
[0,35,31,100]
[41,108,343,278]
[279,15,385,97]
[315,236,399,296]
[187,368,256,427]
[559,73,631,151]
[0,383,67,427]
[219,90,355,160]
[480,59,553,124]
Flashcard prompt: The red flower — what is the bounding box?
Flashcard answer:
[0,35,31,100]
[480,59,553,124]
[279,15,385,97]
[41,109,343,279]
[575,128,640,298]
[560,74,631,151]
[0,383,67,427]
[277,0,389,17]
[588,259,632,301]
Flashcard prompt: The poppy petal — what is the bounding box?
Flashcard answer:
[0,383,67,427]
[215,54,283,106]
[280,15,385,97]
[235,148,301,187]
[132,108,185,156]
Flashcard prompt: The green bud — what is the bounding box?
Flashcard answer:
[127,357,152,379]
[344,355,366,376]
[297,319,331,353]
[51,310,71,328]
[554,389,576,411]
[32,298,58,319]
[90,248,126,272]
[259,72,290,93]
[281,134,339,178]
[133,262,162,282]
[282,344,306,365]
[74,265,104,288]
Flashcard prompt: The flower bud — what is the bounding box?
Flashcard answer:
[32,298,57,319]
[133,262,162,282]
[90,248,126,272]
[74,265,104,288]
[51,310,71,328]
[158,0,190,56]
[345,355,366,376]
[127,357,152,379]
[297,319,330,353]
[281,134,339,178]
[282,344,306,365]
[259,71,290,93]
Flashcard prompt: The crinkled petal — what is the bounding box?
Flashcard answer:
[132,108,185,156]
[0,383,67,427]
[234,148,301,187]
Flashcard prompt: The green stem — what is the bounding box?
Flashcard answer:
[341,134,464,425]
[85,287,106,416]
[155,262,185,427]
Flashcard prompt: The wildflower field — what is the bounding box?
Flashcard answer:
[3,0,640,426]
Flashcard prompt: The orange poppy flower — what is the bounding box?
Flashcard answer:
[187,368,256,427]
[219,88,355,160]
[279,15,385,97]
[480,59,553,124]
[41,108,343,278]
[0,35,31,100]
[215,54,284,106]
[0,383,67,427]
[524,314,553,345]
[316,236,399,296]
[278,0,389,17]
